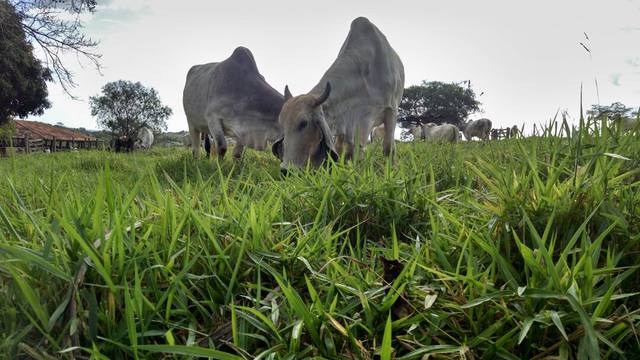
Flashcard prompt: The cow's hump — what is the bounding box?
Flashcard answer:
[350,17,374,32]
[228,46,259,74]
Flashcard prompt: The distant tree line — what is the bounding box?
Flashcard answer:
[587,102,638,122]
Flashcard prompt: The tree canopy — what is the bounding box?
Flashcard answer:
[398,80,481,129]
[0,1,52,125]
[587,102,634,121]
[10,0,100,95]
[90,81,172,140]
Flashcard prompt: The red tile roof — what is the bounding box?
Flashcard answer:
[14,120,96,141]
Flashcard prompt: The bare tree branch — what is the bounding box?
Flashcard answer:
[10,0,101,98]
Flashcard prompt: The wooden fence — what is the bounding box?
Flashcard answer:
[491,127,520,140]
[0,136,101,157]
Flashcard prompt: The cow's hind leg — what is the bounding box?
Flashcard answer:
[189,126,200,159]
[382,108,397,158]
[206,116,227,160]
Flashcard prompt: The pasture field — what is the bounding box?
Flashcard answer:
[0,121,639,359]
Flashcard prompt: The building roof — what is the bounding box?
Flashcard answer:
[14,120,96,141]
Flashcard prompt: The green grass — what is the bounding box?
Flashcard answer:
[0,118,639,359]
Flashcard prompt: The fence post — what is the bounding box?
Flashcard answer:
[26,134,30,153]
[52,136,56,152]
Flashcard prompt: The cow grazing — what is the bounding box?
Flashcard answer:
[135,127,154,149]
[421,123,459,143]
[183,47,285,160]
[272,17,405,169]
[461,118,492,141]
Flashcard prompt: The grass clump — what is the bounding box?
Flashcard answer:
[0,119,639,359]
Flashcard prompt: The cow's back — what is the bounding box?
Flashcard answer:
[183,48,283,125]
[313,17,404,119]
[464,119,492,139]
[183,62,220,120]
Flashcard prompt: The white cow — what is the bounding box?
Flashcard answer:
[273,17,405,169]
[461,118,492,141]
[421,123,459,143]
[135,127,154,149]
[183,47,285,160]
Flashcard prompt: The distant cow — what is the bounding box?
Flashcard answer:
[369,124,386,142]
[461,118,492,141]
[272,17,405,169]
[510,125,520,138]
[614,117,639,132]
[422,123,458,143]
[183,47,285,160]
[135,127,154,149]
[112,137,134,153]
[408,124,424,140]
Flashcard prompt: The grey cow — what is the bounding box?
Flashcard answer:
[422,123,459,143]
[183,47,285,160]
[460,118,492,141]
[273,17,405,169]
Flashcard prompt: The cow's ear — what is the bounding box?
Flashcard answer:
[284,86,292,101]
[313,82,331,108]
[272,138,284,160]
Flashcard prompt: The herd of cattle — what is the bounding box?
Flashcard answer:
[370,118,501,143]
[180,17,530,170]
[178,16,635,166]
[183,17,401,171]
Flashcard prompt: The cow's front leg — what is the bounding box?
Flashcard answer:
[382,108,396,158]
[206,117,227,160]
[335,135,345,156]
[189,126,201,159]
[232,144,244,160]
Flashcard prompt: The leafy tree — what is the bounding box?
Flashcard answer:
[10,0,101,95]
[90,80,172,142]
[0,1,52,126]
[587,102,633,121]
[398,80,481,128]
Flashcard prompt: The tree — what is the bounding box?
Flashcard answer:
[10,0,101,95]
[398,80,481,129]
[587,102,633,121]
[0,1,52,125]
[90,81,172,142]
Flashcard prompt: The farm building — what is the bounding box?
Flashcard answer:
[1,120,100,155]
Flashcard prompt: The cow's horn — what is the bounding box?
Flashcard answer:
[313,82,331,108]
[284,85,293,101]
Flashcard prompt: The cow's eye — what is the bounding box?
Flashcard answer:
[298,120,308,131]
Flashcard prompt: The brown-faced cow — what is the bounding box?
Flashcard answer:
[272,17,405,170]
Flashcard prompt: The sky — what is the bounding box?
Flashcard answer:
[32,0,640,133]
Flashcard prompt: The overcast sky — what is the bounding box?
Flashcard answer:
[33,0,640,132]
